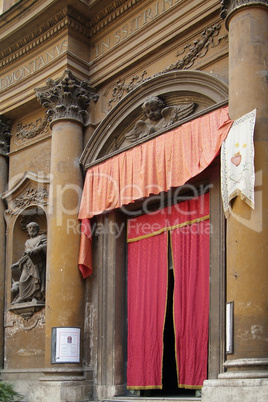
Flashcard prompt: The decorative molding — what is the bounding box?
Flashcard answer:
[15,117,49,142]
[0,118,12,155]
[81,70,229,168]
[164,23,228,72]
[107,23,227,110]
[89,0,142,35]
[0,7,91,68]
[108,71,147,109]
[5,188,48,216]
[35,70,98,126]
[9,302,45,321]
[220,0,268,22]
[14,188,48,211]
[2,171,50,218]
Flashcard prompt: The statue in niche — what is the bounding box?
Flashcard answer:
[11,222,47,304]
[125,96,195,142]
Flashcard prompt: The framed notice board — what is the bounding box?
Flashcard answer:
[51,327,81,363]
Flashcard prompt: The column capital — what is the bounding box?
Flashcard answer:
[35,70,98,126]
[0,118,12,156]
[220,0,268,26]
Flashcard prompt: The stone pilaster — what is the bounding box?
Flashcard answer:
[203,1,268,400]
[0,118,11,368]
[34,70,97,401]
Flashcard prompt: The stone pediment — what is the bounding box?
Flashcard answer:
[80,70,229,169]
[1,171,50,219]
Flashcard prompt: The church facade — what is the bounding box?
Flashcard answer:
[0,1,267,401]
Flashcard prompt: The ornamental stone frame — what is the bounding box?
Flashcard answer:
[81,70,229,400]
[81,70,229,168]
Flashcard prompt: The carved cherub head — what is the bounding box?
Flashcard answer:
[141,96,165,123]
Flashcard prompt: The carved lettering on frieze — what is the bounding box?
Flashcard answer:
[107,23,227,110]
[15,117,49,142]
[92,0,182,56]
[0,6,91,71]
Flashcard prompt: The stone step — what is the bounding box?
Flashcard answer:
[103,398,201,402]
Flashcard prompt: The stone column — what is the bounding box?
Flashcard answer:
[203,1,268,401]
[0,119,11,368]
[35,71,97,401]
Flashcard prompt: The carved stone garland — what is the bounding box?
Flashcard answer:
[107,23,228,110]
[15,117,49,142]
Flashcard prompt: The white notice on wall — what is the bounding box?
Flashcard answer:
[226,302,234,354]
[55,327,80,363]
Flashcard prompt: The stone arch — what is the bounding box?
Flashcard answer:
[81,70,228,168]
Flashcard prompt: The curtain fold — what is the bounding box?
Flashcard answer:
[171,193,210,388]
[127,231,168,389]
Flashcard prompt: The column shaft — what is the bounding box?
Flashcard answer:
[227,6,268,360]
[45,120,84,367]
[0,155,8,368]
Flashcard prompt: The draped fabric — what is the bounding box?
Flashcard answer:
[127,232,168,389]
[78,106,232,277]
[171,194,210,388]
[127,193,210,389]
[221,109,256,217]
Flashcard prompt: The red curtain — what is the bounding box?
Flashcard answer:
[127,231,168,389]
[127,193,210,390]
[171,194,210,389]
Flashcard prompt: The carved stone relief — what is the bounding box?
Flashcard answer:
[106,23,228,111]
[5,187,48,216]
[15,117,49,142]
[125,96,195,143]
[1,172,49,320]
[11,221,47,304]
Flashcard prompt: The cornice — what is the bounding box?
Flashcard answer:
[220,0,268,26]
[88,0,142,36]
[0,6,91,68]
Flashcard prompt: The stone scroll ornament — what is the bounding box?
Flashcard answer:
[125,96,195,142]
[11,222,47,304]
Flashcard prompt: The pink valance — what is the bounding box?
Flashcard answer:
[78,106,232,278]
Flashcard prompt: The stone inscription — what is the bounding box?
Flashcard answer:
[93,0,182,57]
[0,40,68,91]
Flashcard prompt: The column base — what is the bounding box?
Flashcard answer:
[202,358,268,402]
[96,385,125,401]
[202,378,268,402]
[1,367,93,402]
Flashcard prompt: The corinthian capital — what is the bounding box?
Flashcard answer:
[0,118,12,156]
[220,0,268,21]
[35,70,98,126]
